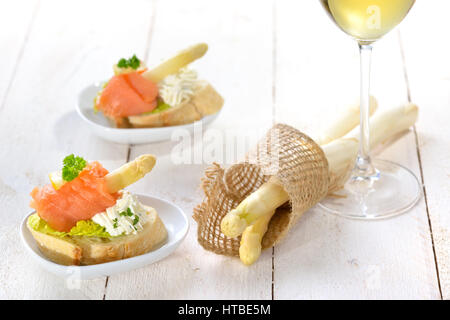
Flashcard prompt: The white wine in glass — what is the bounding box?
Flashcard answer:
[320,0,415,44]
[318,0,421,219]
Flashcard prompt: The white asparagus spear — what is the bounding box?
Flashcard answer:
[105,154,156,193]
[222,103,419,239]
[142,43,208,83]
[221,179,287,238]
[315,96,378,145]
[326,102,420,178]
[239,210,276,265]
[349,102,418,147]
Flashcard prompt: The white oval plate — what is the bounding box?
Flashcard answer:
[20,194,189,280]
[76,82,221,144]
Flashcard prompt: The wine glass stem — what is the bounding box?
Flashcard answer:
[354,43,376,178]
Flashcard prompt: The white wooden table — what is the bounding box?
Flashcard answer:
[0,0,448,300]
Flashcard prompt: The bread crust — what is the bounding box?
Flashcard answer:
[28,206,167,266]
[128,81,223,128]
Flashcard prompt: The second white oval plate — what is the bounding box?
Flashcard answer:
[21,194,189,280]
[76,82,221,144]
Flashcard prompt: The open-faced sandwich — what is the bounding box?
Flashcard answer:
[27,154,167,266]
[94,43,224,128]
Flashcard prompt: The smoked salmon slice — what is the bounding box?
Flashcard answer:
[30,162,118,232]
[125,71,158,103]
[97,72,158,118]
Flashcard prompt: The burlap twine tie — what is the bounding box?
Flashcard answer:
[193,123,330,256]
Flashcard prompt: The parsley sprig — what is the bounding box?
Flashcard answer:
[119,207,140,228]
[117,55,140,70]
[119,208,139,226]
[62,154,87,182]
[119,208,133,217]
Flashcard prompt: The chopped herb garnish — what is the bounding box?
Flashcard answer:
[113,218,118,229]
[62,154,87,182]
[132,215,139,225]
[117,54,140,70]
[119,208,133,217]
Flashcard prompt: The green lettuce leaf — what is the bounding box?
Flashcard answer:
[28,213,112,238]
[28,213,66,237]
[142,99,171,115]
[68,220,111,237]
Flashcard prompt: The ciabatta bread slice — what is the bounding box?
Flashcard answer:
[27,206,167,266]
[127,81,223,128]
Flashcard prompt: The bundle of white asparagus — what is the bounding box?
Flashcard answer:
[220,100,418,265]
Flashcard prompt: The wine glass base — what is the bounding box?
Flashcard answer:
[318,159,422,220]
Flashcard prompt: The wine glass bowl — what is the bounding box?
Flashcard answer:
[318,0,421,219]
[320,0,416,44]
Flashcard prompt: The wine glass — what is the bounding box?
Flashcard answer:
[318,0,421,219]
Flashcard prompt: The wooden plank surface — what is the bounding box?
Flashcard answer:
[273,0,440,299]
[0,0,446,299]
[400,0,450,300]
[0,0,38,111]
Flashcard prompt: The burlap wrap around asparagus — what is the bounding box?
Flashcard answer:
[193,123,330,256]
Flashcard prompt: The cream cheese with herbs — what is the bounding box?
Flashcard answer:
[91,191,148,236]
[158,68,198,107]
